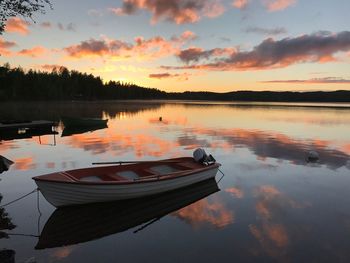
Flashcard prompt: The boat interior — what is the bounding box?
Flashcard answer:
[35,157,210,183]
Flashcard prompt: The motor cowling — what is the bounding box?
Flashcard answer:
[193,148,216,164]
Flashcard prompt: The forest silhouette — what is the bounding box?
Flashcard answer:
[1,64,349,102]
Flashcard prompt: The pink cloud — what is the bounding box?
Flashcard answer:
[0,38,16,56]
[245,26,287,35]
[111,0,225,24]
[5,17,31,35]
[64,31,196,60]
[149,72,190,80]
[17,46,47,57]
[232,0,249,9]
[261,77,350,84]
[171,30,198,42]
[40,22,52,28]
[40,64,66,71]
[164,31,350,71]
[262,0,296,11]
[225,187,244,198]
[177,46,236,63]
[233,0,296,11]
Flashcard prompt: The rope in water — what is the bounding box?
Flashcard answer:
[0,188,38,208]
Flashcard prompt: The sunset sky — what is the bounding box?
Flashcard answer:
[0,0,349,92]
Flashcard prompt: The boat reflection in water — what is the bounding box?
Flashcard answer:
[61,123,108,137]
[61,117,108,129]
[36,178,219,249]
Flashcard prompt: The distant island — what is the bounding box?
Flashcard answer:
[1,64,349,102]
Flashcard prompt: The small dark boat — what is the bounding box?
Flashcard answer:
[35,178,219,249]
[61,117,108,128]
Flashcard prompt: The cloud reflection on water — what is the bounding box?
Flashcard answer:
[60,119,350,170]
[182,127,350,170]
[249,185,308,261]
[172,196,234,229]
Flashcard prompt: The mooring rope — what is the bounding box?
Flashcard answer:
[1,188,43,239]
[0,188,38,208]
[217,168,226,183]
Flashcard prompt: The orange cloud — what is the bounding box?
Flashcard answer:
[232,0,249,9]
[248,184,308,259]
[13,157,36,171]
[225,187,244,198]
[249,223,289,253]
[233,0,296,11]
[39,64,66,71]
[112,0,225,24]
[5,17,31,35]
[177,46,236,63]
[17,46,47,57]
[257,185,281,195]
[149,72,190,81]
[165,31,350,71]
[0,38,16,56]
[172,197,234,228]
[51,246,75,259]
[64,31,196,60]
[46,162,55,169]
[342,144,350,155]
[262,0,296,11]
[64,130,180,158]
[261,77,350,84]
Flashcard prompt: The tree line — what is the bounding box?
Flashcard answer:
[0,64,167,100]
[1,64,349,102]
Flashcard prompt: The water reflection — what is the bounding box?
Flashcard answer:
[0,101,164,121]
[1,102,350,262]
[2,102,349,170]
[249,185,310,261]
[0,195,16,239]
[0,126,58,142]
[63,123,350,169]
[61,123,108,137]
[172,195,233,228]
[0,194,16,263]
[64,132,180,157]
[182,127,350,170]
[0,249,15,263]
[36,179,219,249]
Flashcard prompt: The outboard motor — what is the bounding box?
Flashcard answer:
[193,148,216,165]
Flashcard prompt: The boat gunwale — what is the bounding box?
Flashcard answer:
[33,162,221,186]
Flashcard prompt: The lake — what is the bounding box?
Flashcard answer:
[1,101,350,263]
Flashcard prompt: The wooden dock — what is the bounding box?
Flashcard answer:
[0,120,57,131]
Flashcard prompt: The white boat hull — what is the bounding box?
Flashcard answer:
[35,167,219,207]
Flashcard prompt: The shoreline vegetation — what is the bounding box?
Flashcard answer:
[1,64,349,102]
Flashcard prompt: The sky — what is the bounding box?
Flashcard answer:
[0,0,350,92]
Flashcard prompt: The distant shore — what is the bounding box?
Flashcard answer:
[1,65,349,102]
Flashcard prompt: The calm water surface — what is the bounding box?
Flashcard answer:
[1,101,350,263]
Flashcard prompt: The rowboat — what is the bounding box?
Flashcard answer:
[61,117,108,128]
[35,178,219,249]
[33,151,220,207]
